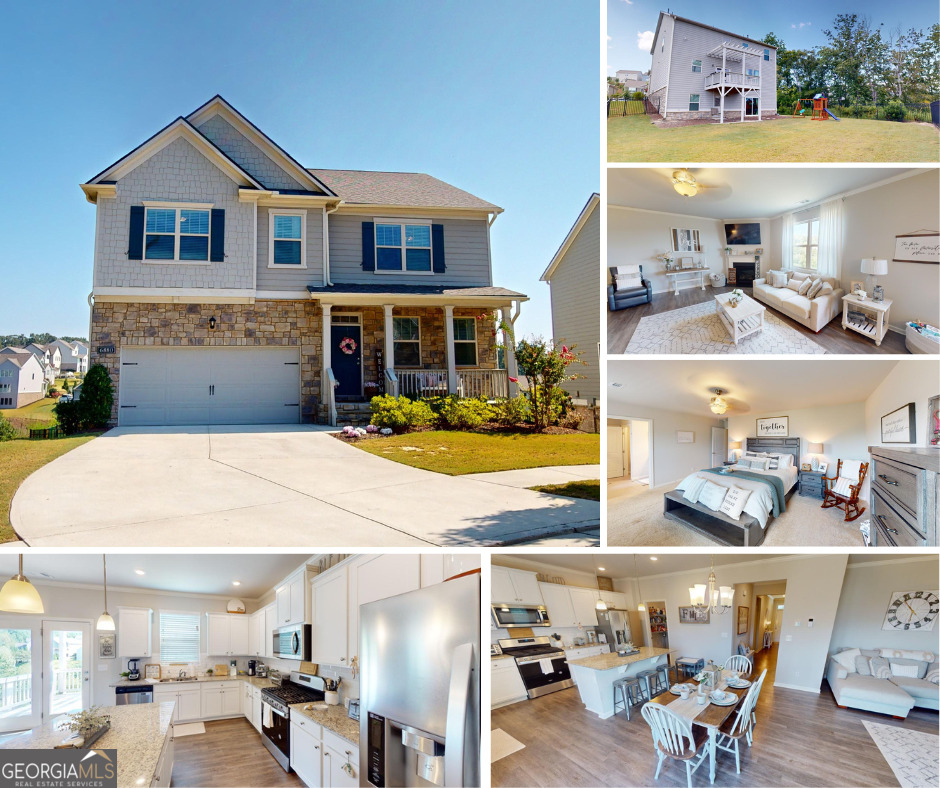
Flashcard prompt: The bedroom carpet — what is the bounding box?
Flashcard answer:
[607,486,865,546]
[623,301,828,354]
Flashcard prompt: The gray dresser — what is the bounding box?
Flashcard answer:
[868,446,939,547]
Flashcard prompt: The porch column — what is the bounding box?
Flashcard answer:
[444,305,457,394]
[721,48,726,123]
[321,302,332,397]
[383,304,395,394]
[502,303,519,397]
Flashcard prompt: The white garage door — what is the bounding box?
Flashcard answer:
[119,347,301,426]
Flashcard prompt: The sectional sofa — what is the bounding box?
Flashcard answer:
[826,647,939,718]
[751,270,844,333]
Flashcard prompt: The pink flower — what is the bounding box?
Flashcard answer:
[509,377,518,383]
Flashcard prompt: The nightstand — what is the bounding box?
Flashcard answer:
[799,470,825,499]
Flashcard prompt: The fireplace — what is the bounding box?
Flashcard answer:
[728,255,760,288]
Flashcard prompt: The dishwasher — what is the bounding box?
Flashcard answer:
[115,684,153,704]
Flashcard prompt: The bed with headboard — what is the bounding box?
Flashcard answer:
[663,437,801,547]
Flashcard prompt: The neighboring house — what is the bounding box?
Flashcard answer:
[647,12,777,122]
[540,193,599,405]
[614,69,650,94]
[0,352,47,408]
[73,342,89,374]
[49,339,88,374]
[80,96,527,427]
[24,343,60,384]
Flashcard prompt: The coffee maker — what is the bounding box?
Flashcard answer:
[127,659,141,681]
[248,660,257,676]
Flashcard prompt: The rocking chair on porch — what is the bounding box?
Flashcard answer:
[821,459,869,522]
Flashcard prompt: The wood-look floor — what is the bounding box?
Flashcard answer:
[607,285,909,355]
[491,645,938,787]
[171,718,303,788]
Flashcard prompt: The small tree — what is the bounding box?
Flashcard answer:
[61,379,70,395]
[0,415,17,442]
[79,364,114,429]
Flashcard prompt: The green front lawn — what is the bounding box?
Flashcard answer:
[529,480,600,501]
[608,114,940,162]
[348,431,599,475]
[2,397,59,424]
[0,435,97,542]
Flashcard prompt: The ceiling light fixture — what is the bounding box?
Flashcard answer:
[672,168,699,197]
[0,555,45,614]
[690,556,734,615]
[232,581,241,586]
[592,555,608,611]
[650,557,658,561]
[96,555,115,631]
[135,570,145,576]
[709,388,729,415]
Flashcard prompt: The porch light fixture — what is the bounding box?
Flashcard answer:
[672,169,699,197]
[208,316,217,330]
[690,557,734,615]
[96,555,115,632]
[0,555,45,614]
[709,388,728,415]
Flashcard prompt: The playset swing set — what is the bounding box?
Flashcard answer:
[792,93,840,121]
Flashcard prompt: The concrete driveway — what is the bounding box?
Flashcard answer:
[10,426,599,547]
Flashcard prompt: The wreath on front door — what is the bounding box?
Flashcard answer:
[339,336,358,355]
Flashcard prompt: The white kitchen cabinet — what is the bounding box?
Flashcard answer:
[491,657,527,708]
[276,584,291,627]
[117,607,152,657]
[154,685,201,723]
[251,686,262,732]
[537,582,576,627]
[290,717,323,788]
[419,554,481,587]
[221,686,241,716]
[150,733,174,787]
[243,683,252,722]
[600,591,627,610]
[311,568,348,667]
[248,609,266,657]
[201,687,222,719]
[569,587,600,627]
[200,681,242,719]
[323,729,359,788]
[348,554,421,664]
[206,613,250,656]
[492,567,542,605]
[264,604,277,658]
[276,569,311,628]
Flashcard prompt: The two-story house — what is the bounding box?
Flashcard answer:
[49,339,89,375]
[614,69,650,93]
[647,12,777,122]
[0,352,46,408]
[22,343,60,384]
[80,96,526,427]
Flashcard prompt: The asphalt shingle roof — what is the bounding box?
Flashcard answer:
[0,352,35,369]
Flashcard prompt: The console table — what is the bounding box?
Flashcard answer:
[665,269,707,296]
[842,295,892,346]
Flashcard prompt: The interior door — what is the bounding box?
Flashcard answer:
[606,425,624,479]
[0,618,42,732]
[331,325,362,398]
[711,427,728,467]
[42,620,90,719]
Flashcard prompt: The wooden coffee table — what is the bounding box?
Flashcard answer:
[714,292,766,345]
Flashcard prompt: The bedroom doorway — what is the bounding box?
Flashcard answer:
[607,417,653,502]
[711,426,728,467]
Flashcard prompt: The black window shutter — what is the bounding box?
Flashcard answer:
[210,209,225,262]
[128,206,145,260]
[361,221,375,271]
[432,224,445,273]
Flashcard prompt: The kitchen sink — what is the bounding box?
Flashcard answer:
[158,677,198,682]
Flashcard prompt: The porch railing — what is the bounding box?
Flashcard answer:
[457,369,509,400]
[384,368,399,399]
[54,669,82,695]
[397,369,449,400]
[704,72,759,89]
[393,369,510,400]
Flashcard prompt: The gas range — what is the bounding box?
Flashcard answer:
[261,681,325,714]
[261,671,325,772]
[497,636,565,664]
[498,637,574,699]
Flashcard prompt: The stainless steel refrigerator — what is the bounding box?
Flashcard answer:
[360,573,480,787]
[595,608,633,650]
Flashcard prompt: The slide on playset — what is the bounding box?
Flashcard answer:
[825,109,840,121]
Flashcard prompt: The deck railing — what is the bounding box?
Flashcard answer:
[54,669,82,695]
[457,369,509,400]
[0,675,31,709]
[705,72,759,89]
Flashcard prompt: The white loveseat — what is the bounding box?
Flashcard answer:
[752,271,844,333]
[826,648,939,719]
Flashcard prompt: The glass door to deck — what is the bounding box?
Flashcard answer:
[0,618,41,732]
[42,621,90,719]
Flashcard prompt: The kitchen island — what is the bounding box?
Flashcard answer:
[0,701,175,788]
[567,647,670,718]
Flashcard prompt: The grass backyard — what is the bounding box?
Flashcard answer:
[2,397,59,424]
[608,114,940,162]
[349,431,599,475]
[0,435,97,542]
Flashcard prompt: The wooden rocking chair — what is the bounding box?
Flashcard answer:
[821,459,869,522]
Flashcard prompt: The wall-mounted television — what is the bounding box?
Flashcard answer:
[724,223,762,245]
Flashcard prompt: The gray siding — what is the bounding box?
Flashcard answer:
[648,14,675,95]
[328,215,492,287]
[548,205,599,402]
[95,137,254,290]
[256,206,325,290]
[196,114,305,191]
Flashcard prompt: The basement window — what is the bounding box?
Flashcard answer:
[689,94,700,111]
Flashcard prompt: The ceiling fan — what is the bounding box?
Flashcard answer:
[670,168,722,198]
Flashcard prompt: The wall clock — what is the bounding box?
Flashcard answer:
[881,590,939,631]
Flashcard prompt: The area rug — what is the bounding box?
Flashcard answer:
[624,301,827,354]
[607,485,865,547]
[172,722,206,737]
[863,720,939,788]
[491,728,525,762]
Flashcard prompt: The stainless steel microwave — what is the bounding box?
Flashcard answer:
[273,624,311,661]
[491,604,551,629]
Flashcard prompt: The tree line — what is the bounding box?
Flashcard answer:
[0,333,87,348]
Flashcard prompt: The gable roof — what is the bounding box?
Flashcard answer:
[650,12,777,54]
[308,169,501,212]
[0,346,27,354]
[540,193,599,282]
[0,352,38,370]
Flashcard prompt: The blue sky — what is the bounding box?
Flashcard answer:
[608,0,940,74]
[0,0,598,341]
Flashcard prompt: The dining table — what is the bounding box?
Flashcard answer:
[649,668,750,784]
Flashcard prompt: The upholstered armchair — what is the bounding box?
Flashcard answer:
[608,265,652,311]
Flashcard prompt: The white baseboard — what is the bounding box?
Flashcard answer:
[773,682,821,693]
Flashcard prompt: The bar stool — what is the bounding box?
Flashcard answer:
[636,668,667,700]
[612,676,644,720]
[656,661,680,688]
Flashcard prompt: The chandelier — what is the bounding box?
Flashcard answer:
[672,169,699,197]
[709,388,728,415]
[690,558,734,615]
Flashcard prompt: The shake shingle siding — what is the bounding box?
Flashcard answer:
[256,206,325,290]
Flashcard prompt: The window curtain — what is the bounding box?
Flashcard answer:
[780,212,794,269]
[816,198,843,279]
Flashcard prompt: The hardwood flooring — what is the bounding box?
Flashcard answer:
[491,644,937,787]
[607,285,909,355]
[171,718,303,788]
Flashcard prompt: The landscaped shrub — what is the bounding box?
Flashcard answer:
[631,91,645,101]
[79,364,114,428]
[437,396,493,430]
[53,400,83,435]
[0,415,16,442]
[369,395,434,431]
[492,396,530,427]
[884,101,905,122]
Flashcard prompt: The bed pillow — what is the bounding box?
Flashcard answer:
[806,278,824,299]
[785,278,803,292]
[718,485,752,520]
[855,656,872,676]
[697,480,729,511]
[747,457,771,471]
[817,282,834,297]
[926,662,939,684]
[682,475,708,504]
[765,456,780,470]
[869,656,892,679]
[777,453,794,467]
[797,278,813,295]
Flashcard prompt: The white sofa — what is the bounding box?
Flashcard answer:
[826,649,939,719]
[752,271,844,333]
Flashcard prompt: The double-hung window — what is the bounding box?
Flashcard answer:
[159,611,201,663]
[375,222,432,273]
[144,206,210,262]
[764,49,770,61]
[689,94,700,111]
[269,212,305,267]
[453,318,477,366]
[392,317,421,366]
[792,214,820,270]
[691,59,702,73]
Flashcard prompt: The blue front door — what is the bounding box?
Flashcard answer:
[331,325,362,398]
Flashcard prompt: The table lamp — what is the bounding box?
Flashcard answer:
[728,440,742,462]
[860,258,888,301]
[807,441,823,471]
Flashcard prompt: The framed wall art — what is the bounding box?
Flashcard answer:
[677,430,695,444]
[678,606,710,624]
[756,417,788,437]
[893,232,939,264]
[928,394,939,448]
[737,606,749,635]
[670,228,703,253]
[98,634,116,659]
[881,403,916,444]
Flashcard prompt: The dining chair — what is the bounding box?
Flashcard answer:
[640,703,709,788]
[747,669,768,742]
[724,655,752,676]
[714,678,760,774]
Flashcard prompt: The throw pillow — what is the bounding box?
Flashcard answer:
[818,282,834,296]
[615,274,643,289]
[806,278,824,299]
[719,485,751,519]
[855,656,872,676]
[766,457,779,469]
[682,475,708,504]
[797,278,813,295]
[748,457,771,471]
[832,648,860,672]
[889,662,921,678]
[835,667,848,679]
[926,662,939,684]
[785,279,803,292]
[832,477,855,496]
[769,271,788,288]
[790,271,809,282]
[869,656,892,679]
[697,480,729,511]
[889,658,928,679]
[880,648,935,662]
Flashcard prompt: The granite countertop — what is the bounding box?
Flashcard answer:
[289,703,360,746]
[110,675,276,689]
[564,643,609,651]
[567,646,670,671]
[0,702,174,788]
[491,654,515,661]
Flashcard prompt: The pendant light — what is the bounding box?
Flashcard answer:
[634,555,645,613]
[96,555,115,631]
[690,556,734,615]
[593,556,608,611]
[0,555,44,614]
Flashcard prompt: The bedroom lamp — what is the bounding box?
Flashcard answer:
[729,440,742,461]
[672,169,699,197]
[807,441,823,472]
[860,258,888,301]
